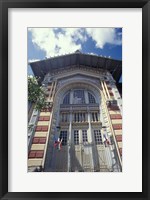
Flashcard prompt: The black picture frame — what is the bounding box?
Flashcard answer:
[0,0,149,199]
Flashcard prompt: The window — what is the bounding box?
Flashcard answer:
[73,112,86,122]
[74,130,79,145]
[73,90,85,104]
[88,92,96,104]
[94,130,102,145]
[91,112,99,122]
[74,113,77,122]
[60,131,67,146]
[77,113,80,122]
[63,92,70,104]
[95,113,98,121]
[82,130,88,143]
[82,113,86,122]
[61,113,68,122]
[92,113,95,121]
[74,113,76,122]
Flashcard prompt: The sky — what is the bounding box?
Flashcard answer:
[28,27,122,78]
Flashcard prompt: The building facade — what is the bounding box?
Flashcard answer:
[28,51,122,172]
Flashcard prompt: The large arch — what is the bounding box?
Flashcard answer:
[51,79,103,132]
[55,80,102,107]
[44,77,114,172]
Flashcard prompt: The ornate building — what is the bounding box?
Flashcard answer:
[28,51,122,172]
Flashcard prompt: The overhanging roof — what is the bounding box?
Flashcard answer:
[30,52,122,83]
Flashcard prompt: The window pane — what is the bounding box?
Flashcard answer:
[95,113,98,121]
[74,130,79,145]
[94,130,102,145]
[63,92,70,104]
[73,90,85,104]
[88,92,96,104]
[61,113,68,122]
[82,130,88,143]
[60,131,67,146]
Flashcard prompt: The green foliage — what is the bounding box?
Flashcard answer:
[28,76,47,111]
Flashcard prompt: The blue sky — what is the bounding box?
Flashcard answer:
[28,28,122,77]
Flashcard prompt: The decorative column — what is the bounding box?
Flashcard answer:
[101,81,108,100]
[70,89,73,104]
[87,108,94,171]
[100,85,122,170]
[68,109,72,172]
[101,127,113,171]
[84,89,89,104]
[87,110,92,143]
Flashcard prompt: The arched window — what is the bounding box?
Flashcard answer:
[88,92,96,104]
[63,92,70,104]
[62,90,96,105]
[73,90,85,104]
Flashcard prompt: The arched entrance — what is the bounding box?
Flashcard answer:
[44,80,114,172]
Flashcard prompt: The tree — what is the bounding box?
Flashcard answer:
[28,76,47,111]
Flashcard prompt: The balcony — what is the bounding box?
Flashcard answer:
[60,103,99,111]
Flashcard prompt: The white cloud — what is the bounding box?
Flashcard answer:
[85,28,122,48]
[29,28,57,57]
[28,28,85,57]
[88,52,98,56]
[62,28,87,43]
[28,28,122,58]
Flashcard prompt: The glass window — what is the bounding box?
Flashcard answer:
[74,130,79,145]
[95,113,98,121]
[82,130,88,143]
[73,90,85,104]
[83,113,86,122]
[77,113,80,122]
[80,113,86,122]
[63,92,70,104]
[88,92,96,104]
[94,130,102,145]
[91,112,99,122]
[60,131,67,146]
[61,113,68,122]
[73,112,86,122]
[92,112,95,121]
[74,113,77,122]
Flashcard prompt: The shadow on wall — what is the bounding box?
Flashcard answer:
[44,141,89,172]
[44,138,68,172]
[70,145,84,172]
